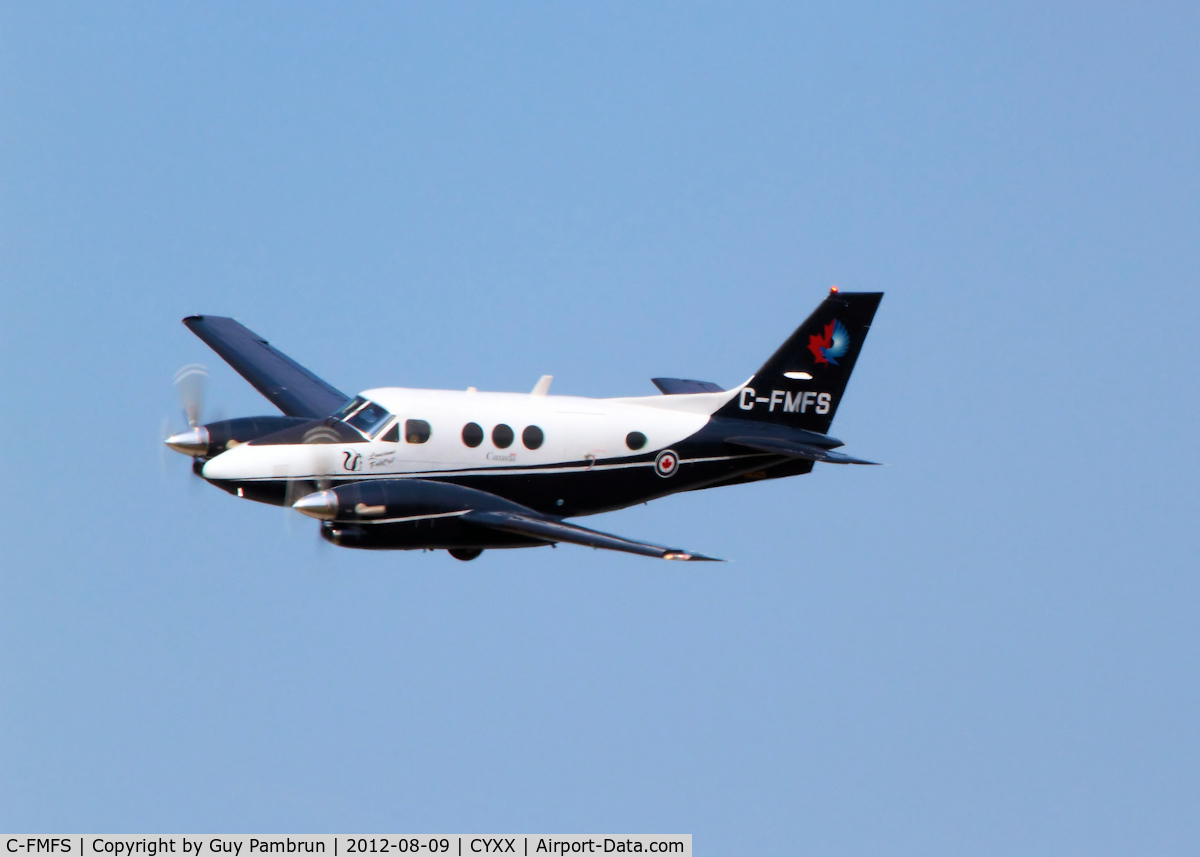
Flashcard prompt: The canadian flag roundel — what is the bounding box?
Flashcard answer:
[655,449,680,478]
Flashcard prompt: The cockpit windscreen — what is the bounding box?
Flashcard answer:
[335,396,394,439]
[348,402,392,437]
[332,396,367,421]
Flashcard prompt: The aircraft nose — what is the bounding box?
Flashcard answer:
[200,447,241,480]
[293,490,339,521]
[165,426,209,456]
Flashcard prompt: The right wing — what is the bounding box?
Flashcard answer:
[463,510,722,562]
[291,478,722,562]
[183,316,349,419]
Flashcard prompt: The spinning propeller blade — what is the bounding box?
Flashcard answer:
[173,364,208,427]
[164,364,212,457]
[282,424,342,513]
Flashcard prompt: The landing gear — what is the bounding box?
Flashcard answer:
[448,548,484,561]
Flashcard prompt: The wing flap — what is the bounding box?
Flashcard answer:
[726,435,880,465]
[183,316,349,419]
[462,510,721,561]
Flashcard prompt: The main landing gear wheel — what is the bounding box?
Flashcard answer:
[448,548,484,561]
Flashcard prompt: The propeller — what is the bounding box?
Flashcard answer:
[174,363,208,427]
[164,364,211,456]
[283,425,341,531]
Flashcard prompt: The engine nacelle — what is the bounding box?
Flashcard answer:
[318,519,547,551]
[295,478,536,523]
[166,415,310,458]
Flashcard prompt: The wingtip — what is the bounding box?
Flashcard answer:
[663,551,724,562]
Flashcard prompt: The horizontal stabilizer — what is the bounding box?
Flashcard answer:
[652,377,726,395]
[462,510,721,561]
[726,435,880,465]
[183,316,349,419]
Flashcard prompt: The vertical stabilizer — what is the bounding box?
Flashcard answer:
[714,291,882,434]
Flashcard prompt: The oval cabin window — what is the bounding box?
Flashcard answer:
[522,425,544,450]
[405,419,431,444]
[462,422,484,448]
[492,424,514,449]
[626,431,647,450]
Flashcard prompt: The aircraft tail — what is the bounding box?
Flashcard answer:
[714,290,883,434]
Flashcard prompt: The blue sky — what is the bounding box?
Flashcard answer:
[2,3,1199,853]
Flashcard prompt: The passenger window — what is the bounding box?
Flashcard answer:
[492,424,514,449]
[626,431,647,450]
[462,422,484,448]
[405,419,431,444]
[522,425,544,450]
[381,423,400,443]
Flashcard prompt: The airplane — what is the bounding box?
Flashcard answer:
[164,288,883,562]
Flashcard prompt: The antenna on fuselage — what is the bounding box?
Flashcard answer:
[531,375,553,396]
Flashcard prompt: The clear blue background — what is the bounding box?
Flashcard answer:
[3,3,1198,853]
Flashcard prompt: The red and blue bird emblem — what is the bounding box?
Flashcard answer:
[808,319,850,365]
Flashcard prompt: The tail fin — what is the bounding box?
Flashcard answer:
[714,290,883,434]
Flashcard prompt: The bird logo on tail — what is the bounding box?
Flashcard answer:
[808,319,850,365]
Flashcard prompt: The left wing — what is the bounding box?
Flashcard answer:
[183,315,349,419]
[463,510,721,561]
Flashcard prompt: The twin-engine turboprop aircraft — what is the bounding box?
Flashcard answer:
[165,289,883,561]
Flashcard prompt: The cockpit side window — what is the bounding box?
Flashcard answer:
[344,399,394,439]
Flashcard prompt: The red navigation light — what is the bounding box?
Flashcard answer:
[830,285,840,294]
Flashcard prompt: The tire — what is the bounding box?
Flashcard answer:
[448,548,484,561]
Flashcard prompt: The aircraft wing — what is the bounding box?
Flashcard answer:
[726,435,880,465]
[183,316,349,419]
[462,510,722,561]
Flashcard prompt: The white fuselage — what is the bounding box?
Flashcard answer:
[202,385,741,486]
